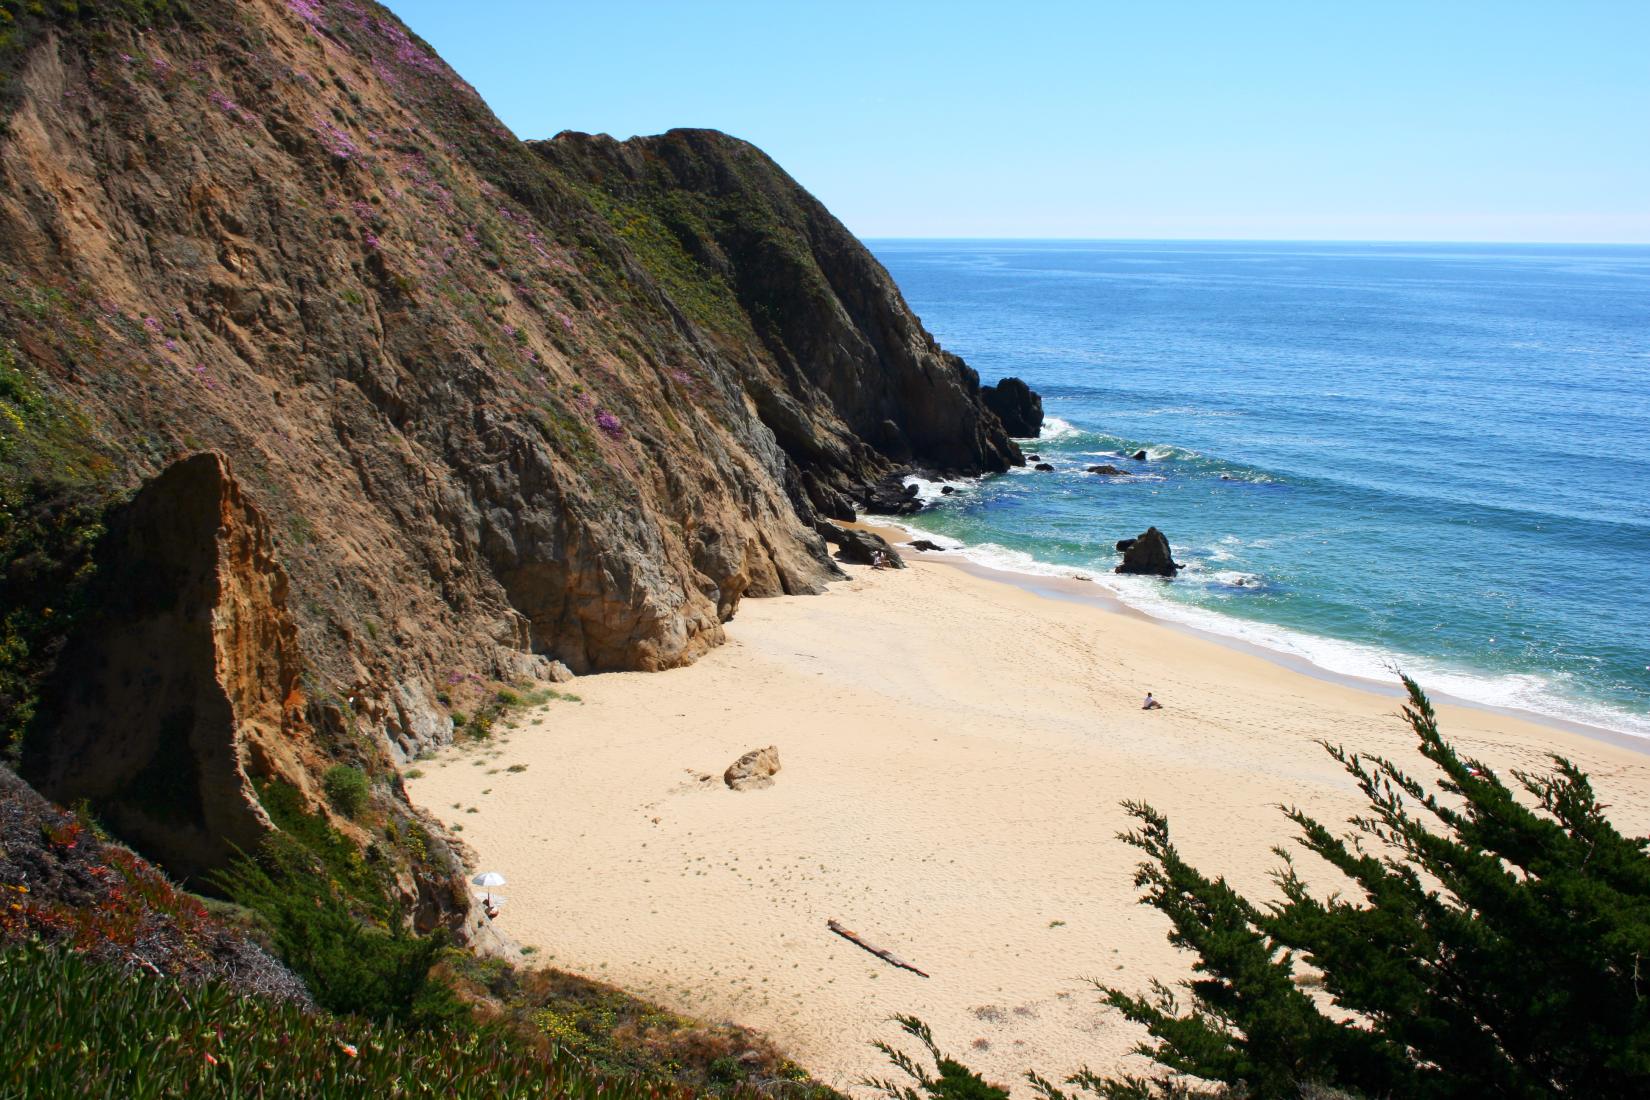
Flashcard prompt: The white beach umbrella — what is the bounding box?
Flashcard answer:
[472,871,507,888]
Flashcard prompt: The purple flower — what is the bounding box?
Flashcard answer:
[594,409,623,439]
[315,117,359,160]
[288,0,325,29]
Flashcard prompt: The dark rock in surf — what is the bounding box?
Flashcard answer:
[940,485,956,495]
[1088,464,1127,476]
[908,540,946,552]
[859,474,922,516]
[980,377,1045,438]
[1114,527,1180,577]
[1025,454,1041,462]
[1131,449,1148,461]
[1033,463,1055,472]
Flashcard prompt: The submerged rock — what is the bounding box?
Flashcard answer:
[724,746,781,790]
[1087,464,1127,476]
[1131,449,1149,461]
[908,540,947,552]
[980,376,1045,437]
[1115,527,1181,577]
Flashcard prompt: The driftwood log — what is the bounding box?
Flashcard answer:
[827,919,929,977]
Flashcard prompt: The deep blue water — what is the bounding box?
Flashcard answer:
[867,240,1650,737]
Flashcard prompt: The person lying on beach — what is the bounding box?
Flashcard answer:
[1142,692,1162,710]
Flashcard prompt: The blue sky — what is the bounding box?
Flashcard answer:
[385,1,1649,242]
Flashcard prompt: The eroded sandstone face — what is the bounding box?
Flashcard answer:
[29,454,306,882]
[0,1,1027,896]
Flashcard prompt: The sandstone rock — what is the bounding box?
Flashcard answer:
[980,376,1045,437]
[26,455,300,882]
[724,746,781,790]
[816,522,907,568]
[1088,464,1127,476]
[1115,527,1181,577]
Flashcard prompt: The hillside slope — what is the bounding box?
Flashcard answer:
[0,0,1022,897]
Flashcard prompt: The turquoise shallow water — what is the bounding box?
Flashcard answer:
[867,240,1650,738]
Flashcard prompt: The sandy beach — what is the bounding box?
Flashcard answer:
[406,551,1650,1094]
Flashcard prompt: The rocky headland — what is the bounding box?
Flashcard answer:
[0,0,1030,895]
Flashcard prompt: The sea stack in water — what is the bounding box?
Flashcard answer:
[981,377,1045,438]
[1115,527,1181,577]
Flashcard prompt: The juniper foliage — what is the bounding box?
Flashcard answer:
[1082,676,1650,1099]
[878,678,1650,1099]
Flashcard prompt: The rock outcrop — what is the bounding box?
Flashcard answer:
[0,0,1029,837]
[724,746,781,791]
[536,128,1028,504]
[980,376,1044,437]
[817,523,906,569]
[1115,527,1181,577]
[859,474,924,516]
[1088,464,1127,476]
[23,455,305,881]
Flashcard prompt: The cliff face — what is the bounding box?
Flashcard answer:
[0,0,1019,883]
[536,130,1022,519]
[25,454,306,881]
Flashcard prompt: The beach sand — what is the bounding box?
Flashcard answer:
[406,552,1650,1094]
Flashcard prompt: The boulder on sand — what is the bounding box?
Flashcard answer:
[816,522,907,568]
[724,746,781,790]
[1114,526,1181,577]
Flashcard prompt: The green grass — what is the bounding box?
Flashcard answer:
[0,945,723,1100]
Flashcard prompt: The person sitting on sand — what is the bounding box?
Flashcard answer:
[1142,692,1162,710]
[484,900,500,920]
[871,550,888,570]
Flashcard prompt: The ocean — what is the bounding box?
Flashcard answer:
[866,240,1650,739]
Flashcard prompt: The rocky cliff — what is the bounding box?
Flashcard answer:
[0,0,1023,888]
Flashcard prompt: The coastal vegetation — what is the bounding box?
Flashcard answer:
[0,944,795,1100]
[875,679,1650,1098]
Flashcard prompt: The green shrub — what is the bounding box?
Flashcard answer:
[0,944,726,1099]
[880,678,1650,1099]
[323,765,370,819]
[215,845,464,1030]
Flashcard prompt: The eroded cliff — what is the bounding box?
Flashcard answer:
[0,0,1023,891]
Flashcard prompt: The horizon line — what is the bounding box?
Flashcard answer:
[857,236,1650,247]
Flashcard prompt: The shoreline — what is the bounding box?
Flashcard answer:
[869,513,1650,751]
[881,532,1650,757]
[407,558,1650,1094]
